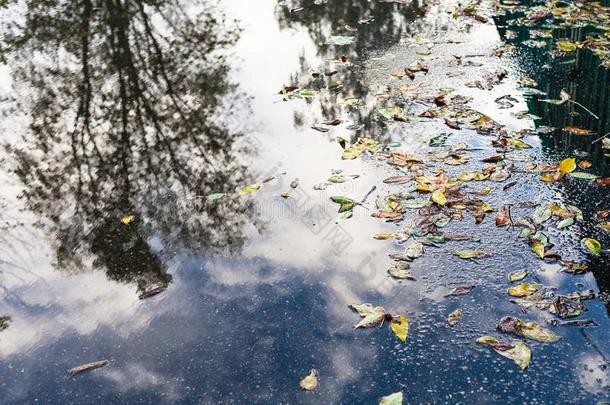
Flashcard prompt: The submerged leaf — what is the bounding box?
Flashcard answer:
[445,285,475,297]
[121,215,134,225]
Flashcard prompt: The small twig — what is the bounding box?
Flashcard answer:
[592,132,610,144]
[567,100,599,120]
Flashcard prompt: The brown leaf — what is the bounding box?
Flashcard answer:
[444,285,475,297]
[496,206,512,227]
[68,360,110,376]
[383,175,410,185]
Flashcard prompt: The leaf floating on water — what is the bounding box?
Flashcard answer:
[495,206,511,227]
[550,296,587,318]
[390,315,410,342]
[349,303,376,317]
[379,391,403,405]
[121,215,134,225]
[530,240,545,259]
[497,316,561,343]
[240,183,261,195]
[563,126,592,135]
[582,238,602,255]
[431,189,447,206]
[342,138,379,160]
[299,369,318,391]
[508,283,542,297]
[476,336,531,370]
[383,175,409,185]
[447,309,462,326]
[453,250,489,260]
[598,222,610,232]
[559,158,576,175]
[404,241,424,260]
[353,305,386,329]
[568,172,599,180]
[328,174,359,183]
[388,262,415,280]
[330,196,355,213]
[374,233,395,240]
[508,269,528,283]
[206,193,225,201]
[327,35,355,46]
[68,360,110,376]
[556,217,574,229]
[445,285,475,297]
[556,40,579,52]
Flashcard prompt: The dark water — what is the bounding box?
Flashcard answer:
[0,0,608,403]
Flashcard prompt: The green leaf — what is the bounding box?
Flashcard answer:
[405,241,424,260]
[379,391,403,405]
[206,193,225,201]
[568,172,599,179]
[582,238,602,255]
[240,183,261,195]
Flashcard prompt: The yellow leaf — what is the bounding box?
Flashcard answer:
[390,315,410,343]
[431,189,447,206]
[559,157,576,175]
[240,183,261,195]
[530,240,545,258]
[121,215,134,225]
[507,283,542,297]
[373,233,395,240]
[299,369,318,391]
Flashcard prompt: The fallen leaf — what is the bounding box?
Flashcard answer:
[383,175,410,185]
[445,285,475,297]
[390,315,410,342]
[508,283,542,297]
[354,306,386,329]
[68,360,110,376]
[447,309,463,326]
[497,316,560,343]
[431,189,447,206]
[405,241,424,260]
[582,238,602,255]
[476,336,531,370]
[530,240,545,259]
[342,138,379,160]
[299,369,318,391]
[388,263,415,280]
[559,158,576,175]
[379,391,403,405]
[374,233,396,240]
[121,215,134,225]
[240,183,261,195]
[508,269,528,283]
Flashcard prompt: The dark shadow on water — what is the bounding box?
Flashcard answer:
[495,2,610,311]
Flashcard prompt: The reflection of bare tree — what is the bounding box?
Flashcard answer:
[1,0,260,295]
[275,0,423,141]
